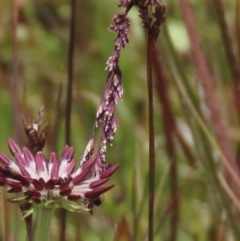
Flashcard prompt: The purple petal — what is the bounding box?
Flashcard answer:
[84,184,114,199]
[72,168,90,185]
[59,179,71,191]
[72,157,96,185]
[5,179,22,192]
[8,139,22,156]
[14,153,31,178]
[60,188,72,196]
[0,152,11,165]
[64,158,76,175]
[90,177,110,188]
[23,147,35,164]
[15,174,30,186]
[67,195,81,201]
[45,179,55,190]
[33,179,44,191]
[82,156,96,170]
[15,152,28,166]
[100,164,119,179]
[49,153,59,180]
[61,146,74,161]
[35,152,46,174]
[39,177,46,188]
[25,189,41,198]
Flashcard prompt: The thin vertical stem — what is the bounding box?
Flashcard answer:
[13,0,20,142]
[51,81,63,151]
[0,189,8,241]
[65,0,76,145]
[236,1,240,58]
[13,1,23,241]
[132,170,137,241]
[211,0,240,87]
[152,47,179,241]
[61,0,76,240]
[147,31,155,241]
[211,0,240,120]
[20,203,33,241]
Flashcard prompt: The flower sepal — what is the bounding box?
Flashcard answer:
[7,196,28,204]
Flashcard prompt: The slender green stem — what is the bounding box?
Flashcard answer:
[33,208,52,241]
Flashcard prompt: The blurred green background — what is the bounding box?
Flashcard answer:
[0,0,240,240]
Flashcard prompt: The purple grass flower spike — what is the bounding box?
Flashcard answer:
[93,0,165,172]
[0,138,118,217]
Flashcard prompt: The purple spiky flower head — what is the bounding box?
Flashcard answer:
[0,138,118,217]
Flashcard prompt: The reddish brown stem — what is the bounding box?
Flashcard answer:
[175,130,197,168]
[13,1,33,240]
[147,32,155,241]
[13,0,20,142]
[152,46,179,241]
[61,0,77,240]
[65,0,76,146]
[211,0,240,86]
[211,0,240,120]
[179,0,239,190]
[236,1,240,58]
